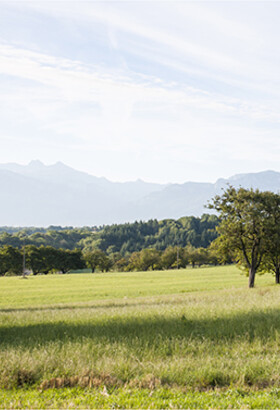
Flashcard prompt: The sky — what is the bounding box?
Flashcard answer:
[0,1,280,183]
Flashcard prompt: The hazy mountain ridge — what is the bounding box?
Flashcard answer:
[0,162,279,226]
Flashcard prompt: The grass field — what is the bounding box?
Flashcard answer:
[1,266,280,408]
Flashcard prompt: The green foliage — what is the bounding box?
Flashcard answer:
[259,192,280,283]
[25,245,46,275]
[83,249,110,272]
[97,215,219,255]
[209,186,278,287]
[26,246,86,275]
[2,387,280,409]
[161,246,178,269]
[0,215,222,275]
[127,249,161,271]
[0,245,22,275]
[0,245,85,276]
[54,249,85,274]
[0,216,220,264]
[0,228,95,251]
[0,242,226,276]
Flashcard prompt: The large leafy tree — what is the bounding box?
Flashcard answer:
[54,249,86,273]
[260,192,280,284]
[161,246,178,270]
[25,245,45,275]
[83,249,109,273]
[0,245,22,275]
[209,186,270,288]
[128,248,161,271]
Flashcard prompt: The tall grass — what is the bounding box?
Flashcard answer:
[0,266,279,392]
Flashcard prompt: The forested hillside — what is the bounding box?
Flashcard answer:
[0,214,219,254]
[95,214,219,254]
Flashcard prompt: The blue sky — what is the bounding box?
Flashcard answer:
[0,1,280,183]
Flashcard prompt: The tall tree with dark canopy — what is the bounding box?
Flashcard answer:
[209,186,270,288]
[260,192,280,284]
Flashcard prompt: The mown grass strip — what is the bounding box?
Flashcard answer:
[2,387,280,409]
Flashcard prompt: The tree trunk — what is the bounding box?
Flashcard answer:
[276,268,280,284]
[249,266,256,288]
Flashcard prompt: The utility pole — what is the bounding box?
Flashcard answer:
[22,240,26,278]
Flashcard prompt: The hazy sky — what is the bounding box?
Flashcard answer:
[1,1,280,183]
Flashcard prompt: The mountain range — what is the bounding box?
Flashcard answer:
[0,160,280,226]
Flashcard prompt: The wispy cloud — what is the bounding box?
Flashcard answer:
[1,41,279,122]
[1,1,280,182]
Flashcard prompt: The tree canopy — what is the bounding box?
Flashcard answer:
[209,186,280,288]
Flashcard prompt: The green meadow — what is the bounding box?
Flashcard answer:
[1,266,280,408]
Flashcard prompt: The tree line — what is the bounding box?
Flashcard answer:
[0,243,224,276]
[0,214,222,276]
[84,244,222,273]
[3,186,280,287]
[0,246,85,276]
[95,214,219,253]
[0,214,219,254]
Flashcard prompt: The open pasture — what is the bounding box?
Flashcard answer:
[1,266,280,408]
[0,265,273,308]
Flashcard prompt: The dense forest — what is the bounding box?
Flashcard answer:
[0,214,222,275]
[0,214,219,254]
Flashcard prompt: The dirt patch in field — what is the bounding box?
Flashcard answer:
[40,373,121,390]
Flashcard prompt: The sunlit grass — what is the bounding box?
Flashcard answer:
[1,266,279,408]
[2,387,280,409]
[0,265,274,308]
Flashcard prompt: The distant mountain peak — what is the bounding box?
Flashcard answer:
[28,160,45,167]
[228,169,277,181]
[0,162,280,225]
[52,161,69,168]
